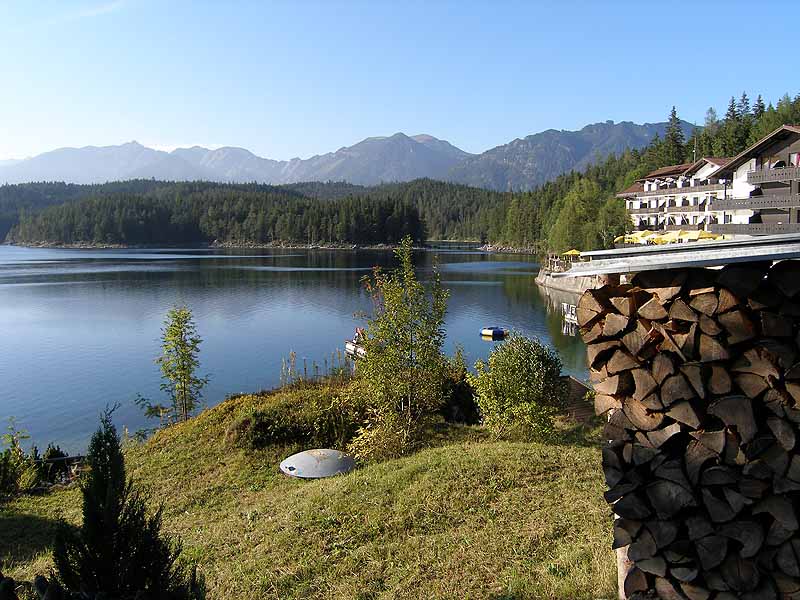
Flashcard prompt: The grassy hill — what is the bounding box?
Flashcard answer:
[1,386,616,599]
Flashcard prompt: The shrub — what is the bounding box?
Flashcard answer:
[226,384,367,451]
[469,333,566,439]
[440,348,480,425]
[350,236,449,460]
[53,409,204,599]
[39,443,71,483]
[0,420,39,502]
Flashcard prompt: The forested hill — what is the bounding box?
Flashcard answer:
[4,179,509,246]
[6,91,800,252]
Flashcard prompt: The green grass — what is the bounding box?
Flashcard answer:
[1,385,616,599]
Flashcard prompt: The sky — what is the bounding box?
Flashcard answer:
[1,0,797,161]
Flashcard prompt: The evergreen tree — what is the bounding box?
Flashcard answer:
[713,97,742,156]
[53,410,203,598]
[754,94,766,120]
[704,107,719,132]
[662,106,686,165]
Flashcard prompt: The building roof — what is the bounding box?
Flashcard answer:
[709,124,800,179]
[636,163,694,182]
[705,157,732,167]
[615,182,644,197]
[682,156,732,177]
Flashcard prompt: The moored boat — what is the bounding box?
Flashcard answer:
[480,326,509,339]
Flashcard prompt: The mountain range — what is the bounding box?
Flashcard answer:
[0,120,694,192]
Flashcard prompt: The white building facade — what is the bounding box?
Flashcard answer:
[618,125,800,237]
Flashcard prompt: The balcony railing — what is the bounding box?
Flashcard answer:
[666,204,708,213]
[630,204,709,214]
[636,183,725,197]
[712,193,800,211]
[747,166,800,184]
[664,224,704,231]
[710,222,800,235]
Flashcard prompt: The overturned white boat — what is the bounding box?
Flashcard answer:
[280,448,356,479]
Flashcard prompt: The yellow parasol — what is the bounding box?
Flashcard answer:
[659,230,684,243]
[678,230,702,242]
[562,249,581,256]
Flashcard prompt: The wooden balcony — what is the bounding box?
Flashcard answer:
[664,224,704,231]
[712,193,800,211]
[636,183,725,197]
[629,206,662,214]
[665,204,708,213]
[747,166,800,184]
[710,222,800,235]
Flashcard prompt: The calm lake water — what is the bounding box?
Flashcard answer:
[0,244,586,452]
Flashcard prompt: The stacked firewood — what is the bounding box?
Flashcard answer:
[579,260,800,599]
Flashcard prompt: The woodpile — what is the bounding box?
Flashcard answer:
[580,260,800,599]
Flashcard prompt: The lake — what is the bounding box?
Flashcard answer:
[0,244,586,452]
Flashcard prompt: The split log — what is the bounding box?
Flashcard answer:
[734,373,769,399]
[699,314,722,336]
[610,295,634,317]
[699,334,730,362]
[652,353,676,385]
[582,321,604,344]
[595,394,621,416]
[717,288,741,314]
[607,349,640,375]
[718,310,757,345]
[670,298,699,322]
[660,373,694,407]
[708,396,757,443]
[631,368,658,402]
[667,401,701,429]
[708,364,732,395]
[587,340,621,368]
[681,364,705,399]
[604,312,631,338]
[621,321,651,356]
[639,297,668,321]
[690,293,718,317]
[646,423,682,448]
[622,397,664,432]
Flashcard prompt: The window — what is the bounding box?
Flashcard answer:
[791,153,799,167]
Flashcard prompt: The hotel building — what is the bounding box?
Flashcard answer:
[618,125,800,237]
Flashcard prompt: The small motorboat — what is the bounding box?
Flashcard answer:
[345,327,367,358]
[480,326,509,339]
[345,340,367,358]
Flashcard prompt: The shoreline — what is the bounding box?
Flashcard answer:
[5,240,539,254]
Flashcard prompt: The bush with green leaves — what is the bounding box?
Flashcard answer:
[53,409,204,599]
[348,236,449,460]
[469,333,566,439]
[0,419,39,502]
[440,348,480,425]
[226,383,367,451]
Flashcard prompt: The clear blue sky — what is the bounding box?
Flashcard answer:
[1,0,796,160]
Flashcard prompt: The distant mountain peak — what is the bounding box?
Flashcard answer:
[0,118,688,189]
